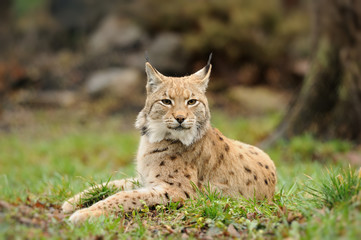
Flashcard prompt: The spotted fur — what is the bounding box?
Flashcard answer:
[62,60,277,224]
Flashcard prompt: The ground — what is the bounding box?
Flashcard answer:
[0,108,361,239]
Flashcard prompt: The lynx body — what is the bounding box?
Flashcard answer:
[63,58,277,224]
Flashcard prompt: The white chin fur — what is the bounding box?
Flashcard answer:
[147,119,197,146]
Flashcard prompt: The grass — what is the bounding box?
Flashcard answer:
[77,177,122,208]
[305,167,361,209]
[1,108,361,239]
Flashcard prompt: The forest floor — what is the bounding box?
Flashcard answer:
[1,108,361,239]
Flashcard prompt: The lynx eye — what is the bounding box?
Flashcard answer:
[187,99,197,105]
[161,99,172,105]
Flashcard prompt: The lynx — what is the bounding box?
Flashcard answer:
[62,56,277,224]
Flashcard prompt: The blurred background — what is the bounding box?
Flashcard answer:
[0,0,310,122]
[1,0,360,167]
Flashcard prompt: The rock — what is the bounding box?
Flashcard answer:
[148,33,188,75]
[15,90,77,107]
[227,86,292,114]
[50,0,112,31]
[85,68,142,98]
[87,15,144,54]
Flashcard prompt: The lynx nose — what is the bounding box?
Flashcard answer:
[175,115,186,124]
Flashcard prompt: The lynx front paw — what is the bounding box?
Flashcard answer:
[69,209,104,224]
[62,200,76,213]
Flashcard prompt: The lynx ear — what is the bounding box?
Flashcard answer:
[193,53,212,92]
[145,62,164,93]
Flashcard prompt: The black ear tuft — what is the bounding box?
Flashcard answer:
[205,53,212,72]
[207,53,212,66]
[145,51,150,63]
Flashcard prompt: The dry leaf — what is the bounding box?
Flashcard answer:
[227,224,241,238]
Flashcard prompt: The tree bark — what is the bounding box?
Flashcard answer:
[263,0,361,145]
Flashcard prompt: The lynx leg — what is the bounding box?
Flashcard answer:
[69,185,186,224]
[62,178,139,213]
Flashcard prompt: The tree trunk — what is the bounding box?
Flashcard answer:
[263,0,361,145]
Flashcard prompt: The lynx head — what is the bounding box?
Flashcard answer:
[135,55,212,146]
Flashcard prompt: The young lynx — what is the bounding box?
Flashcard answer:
[62,55,277,224]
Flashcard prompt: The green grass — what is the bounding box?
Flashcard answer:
[77,177,122,208]
[0,109,360,239]
[305,167,361,209]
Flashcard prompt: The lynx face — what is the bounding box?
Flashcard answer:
[136,62,212,145]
